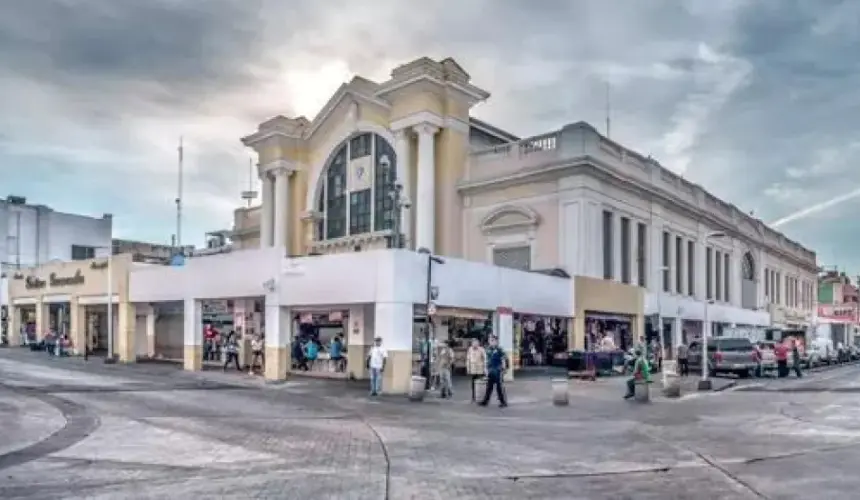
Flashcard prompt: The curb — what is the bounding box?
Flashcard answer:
[713,381,738,392]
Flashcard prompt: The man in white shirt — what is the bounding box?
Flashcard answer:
[366,336,387,396]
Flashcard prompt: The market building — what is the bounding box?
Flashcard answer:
[126,55,816,392]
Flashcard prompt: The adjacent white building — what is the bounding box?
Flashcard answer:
[0,195,113,312]
[462,121,819,346]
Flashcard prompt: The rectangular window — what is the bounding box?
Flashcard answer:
[71,245,95,261]
[602,211,614,280]
[765,268,770,299]
[724,252,730,302]
[776,272,781,304]
[636,223,647,287]
[687,241,695,296]
[348,189,372,234]
[620,217,631,284]
[373,135,396,232]
[662,231,670,292]
[675,236,683,294]
[715,250,722,301]
[706,248,713,300]
[493,246,531,271]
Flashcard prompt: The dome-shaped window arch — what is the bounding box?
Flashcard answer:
[314,132,397,241]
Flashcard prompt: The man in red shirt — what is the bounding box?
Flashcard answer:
[203,324,218,361]
[774,342,789,378]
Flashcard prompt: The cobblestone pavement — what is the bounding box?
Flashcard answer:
[2,349,860,499]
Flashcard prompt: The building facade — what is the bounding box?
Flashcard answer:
[462,121,819,344]
[1,195,113,342]
[125,56,819,390]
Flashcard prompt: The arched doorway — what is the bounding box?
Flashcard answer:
[741,251,757,310]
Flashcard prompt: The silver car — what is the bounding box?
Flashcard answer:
[688,338,758,378]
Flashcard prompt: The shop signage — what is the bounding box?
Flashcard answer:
[25,276,46,289]
[818,304,858,322]
[90,260,109,270]
[49,270,85,287]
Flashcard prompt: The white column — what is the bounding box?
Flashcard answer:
[374,302,414,351]
[493,307,515,381]
[273,168,290,249]
[145,307,156,358]
[696,240,707,300]
[260,174,274,248]
[183,298,202,371]
[650,220,663,293]
[183,299,202,347]
[265,296,291,350]
[414,123,439,253]
[612,214,621,282]
[394,129,413,248]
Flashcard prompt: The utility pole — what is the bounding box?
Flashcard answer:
[175,137,184,250]
[605,81,612,139]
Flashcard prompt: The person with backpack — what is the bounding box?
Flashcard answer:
[304,338,319,371]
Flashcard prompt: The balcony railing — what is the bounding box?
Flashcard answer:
[468,131,561,182]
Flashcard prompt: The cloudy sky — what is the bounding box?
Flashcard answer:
[1,0,858,272]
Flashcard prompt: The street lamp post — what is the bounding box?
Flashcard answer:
[387,178,411,249]
[417,247,444,390]
[698,231,726,390]
[656,265,668,383]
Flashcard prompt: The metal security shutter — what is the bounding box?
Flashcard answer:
[492,246,531,271]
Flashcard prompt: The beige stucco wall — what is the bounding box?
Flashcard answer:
[8,254,132,301]
[571,276,644,350]
[240,57,486,259]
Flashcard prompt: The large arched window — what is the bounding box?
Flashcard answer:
[315,132,397,241]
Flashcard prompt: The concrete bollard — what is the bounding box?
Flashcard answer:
[551,378,570,406]
[634,380,651,403]
[474,377,487,402]
[409,376,427,402]
[662,373,681,398]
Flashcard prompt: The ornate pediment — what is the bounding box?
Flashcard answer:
[480,205,540,234]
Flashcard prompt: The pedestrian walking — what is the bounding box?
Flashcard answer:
[676,342,689,376]
[366,336,387,397]
[248,333,265,375]
[437,340,455,399]
[791,339,803,378]
[478,336,508,408]
[222,332,241,371]
[466,338,487,402]
[775,341,789,378]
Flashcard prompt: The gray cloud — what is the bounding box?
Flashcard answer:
[0,0,858,272]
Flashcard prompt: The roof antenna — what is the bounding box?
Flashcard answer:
[605,81,611,139]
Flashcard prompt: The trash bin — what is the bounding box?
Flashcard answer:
[634,380,651,403]
[409,376,427,402]
[662,373,681,398]
[551,378,569,406]
[474,377,487,402]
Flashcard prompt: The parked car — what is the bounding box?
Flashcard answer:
[803,344,823,369]
[688,337,758,378]
[757,341,778,374]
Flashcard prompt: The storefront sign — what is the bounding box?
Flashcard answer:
[25,276,46,289]
[90,260,109,270]
[49,270,85,287]
[818,305,858,322]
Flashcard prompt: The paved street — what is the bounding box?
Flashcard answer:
[2,349,860,499]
